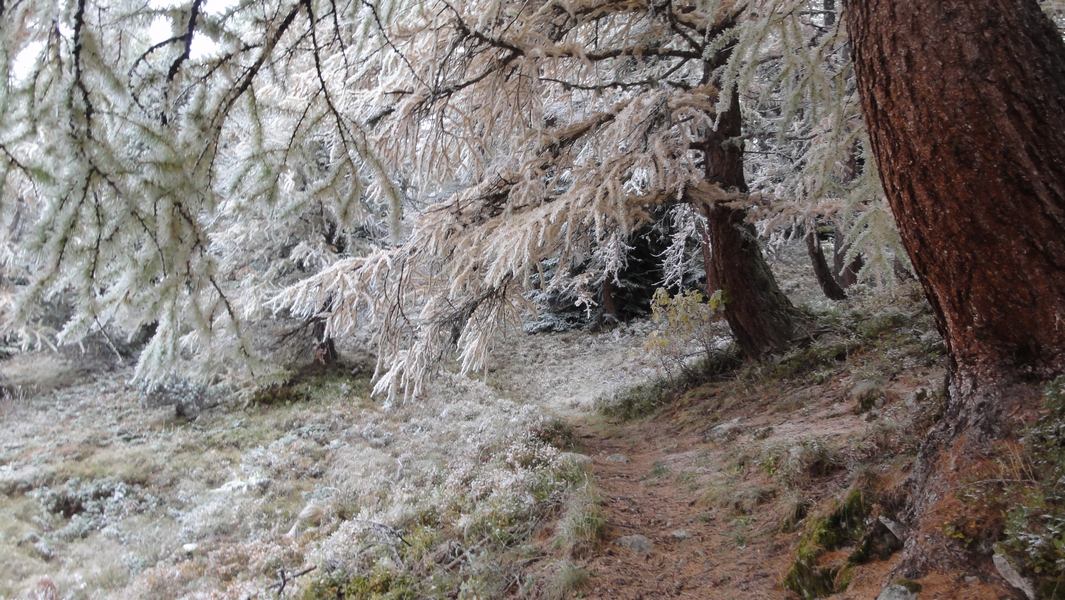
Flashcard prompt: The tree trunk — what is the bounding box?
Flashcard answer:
[832,226,863,288]
[597,278,618,329]
[806,224,848,300]
[701,91,805,358]
[311,318,338,366]
[847,0,1065,579]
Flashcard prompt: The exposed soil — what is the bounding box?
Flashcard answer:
[567,338,1020,599]
[578,418,789,599]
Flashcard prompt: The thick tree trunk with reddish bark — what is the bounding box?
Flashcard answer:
[701,91,806,357]
[847,0,1065,579]
[806,225,848,300]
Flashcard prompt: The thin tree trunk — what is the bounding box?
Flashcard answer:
[311,318,337,366]
[806,224,847,300]
[847,0,1065,578]
[701,91,805,358]
[831,227,862,288]
[598,278,618,329]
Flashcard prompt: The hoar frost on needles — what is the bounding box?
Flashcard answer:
[0,0,942,398]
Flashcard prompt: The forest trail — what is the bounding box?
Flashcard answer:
[573,416,788,599]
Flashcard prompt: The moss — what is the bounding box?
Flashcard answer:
[299,570,417,600]
[767,339,859,382]
[782,489,870,599]
[782,547,840,600]
[848,519,903,565]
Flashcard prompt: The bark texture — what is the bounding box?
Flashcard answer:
[847,0,1065,580]
[806,225,848,300]
[702,91,805,357]
[848,0,1065,391]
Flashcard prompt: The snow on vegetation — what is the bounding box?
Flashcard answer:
[0,327,653,598]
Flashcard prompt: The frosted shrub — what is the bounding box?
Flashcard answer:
[644,288,726,379]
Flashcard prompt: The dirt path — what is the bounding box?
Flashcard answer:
[575,417,789,599]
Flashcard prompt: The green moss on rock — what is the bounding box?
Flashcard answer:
[782,489,870,599]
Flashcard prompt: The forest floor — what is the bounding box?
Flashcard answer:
[570,341,1011,600]
[0,248,1028,599]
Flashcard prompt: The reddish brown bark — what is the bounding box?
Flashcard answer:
[847,0,1065,580]
[848,0,1065,395]
[701,91,805,357]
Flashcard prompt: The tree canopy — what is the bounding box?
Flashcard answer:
[0,0,1060,399]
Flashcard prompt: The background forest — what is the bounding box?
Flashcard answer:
[1,0,1065,598]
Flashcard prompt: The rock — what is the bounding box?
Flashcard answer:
[139,376,211,418]
[706,418,742,442]
[877,584,917,600]
[993,553,1036,600]
[181,543,199,555]
[850,380,884,413]
[287,503,325,538]
[878,516,906,541]
[606,454,629,464]
[616,534,653,555]
[752,426,774,440]
[560,452,592,467]
[218,476,271,495]
[670,529,691,540]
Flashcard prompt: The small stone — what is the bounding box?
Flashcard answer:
[287,503,325,538]
[670,529,691,540]
[616,534,653,555]
[560,452,592,467]
[878,516,906,541]
[606,454,629,464]
[877,584,917,600]
[992,553,1035,600]
[182,543,199,555]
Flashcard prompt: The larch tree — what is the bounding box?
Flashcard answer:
[0,0,906,394]
[847,0,1065,576]
[241,0,824,396]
